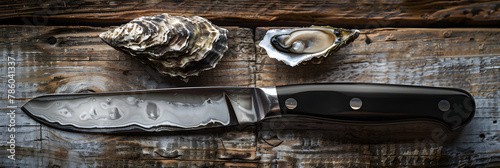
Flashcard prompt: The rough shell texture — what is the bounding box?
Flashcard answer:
[259,26,360,66]
[99,13,228,78]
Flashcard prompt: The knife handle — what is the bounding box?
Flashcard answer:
[276,83,475,130]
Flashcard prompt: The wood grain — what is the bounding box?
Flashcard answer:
[0,25,255,94]
[255,27,500,167]
[0,5,499,167]
[0,25,257,167]
[1,26,499,167]
[255,27,499,89]
[1,0,499,28]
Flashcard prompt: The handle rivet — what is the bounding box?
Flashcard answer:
[285,98,298,110]
[438,100,451,112]
[350,98,362,110]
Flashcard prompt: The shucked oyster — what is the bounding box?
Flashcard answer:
[259,26,359,66]
[100,13,228,78]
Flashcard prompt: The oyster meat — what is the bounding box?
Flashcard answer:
[259,26,359,66]
[100,13,228,78]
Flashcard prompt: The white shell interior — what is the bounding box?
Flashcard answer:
[259,27,359,67]
[280,30,335,53]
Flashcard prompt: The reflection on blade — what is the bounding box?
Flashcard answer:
[22,88,259,131]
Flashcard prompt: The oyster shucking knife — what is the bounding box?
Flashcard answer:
[22,83,475,132]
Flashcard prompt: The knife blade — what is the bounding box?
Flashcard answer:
[21,83,475,132]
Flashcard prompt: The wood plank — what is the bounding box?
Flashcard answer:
[1,0,499,27]
[255,27,500,88]
[0,125,259,167]
[258,117,449,167]
[0,25,498,167]
[0,24,255,129]
[0,25,256,167]
[255,27,500,167]
[0,126,41,167]
[0,25,255,95]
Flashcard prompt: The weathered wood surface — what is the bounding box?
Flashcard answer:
[1,0,500,27]
[255,27,500,89]
[1,25,498,167]
[255,27,500,167]
[0,25,255,89]
[0,1,499,167]
[0,25,257,167]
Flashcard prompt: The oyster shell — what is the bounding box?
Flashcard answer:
[259,26,360,66]
[99,13,228,78]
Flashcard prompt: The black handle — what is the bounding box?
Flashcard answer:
[276,83,475,130]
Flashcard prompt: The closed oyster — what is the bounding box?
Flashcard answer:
[259,26,359,66]
[99,13,228,78]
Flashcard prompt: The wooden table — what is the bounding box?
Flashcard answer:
[1,0,499,167]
